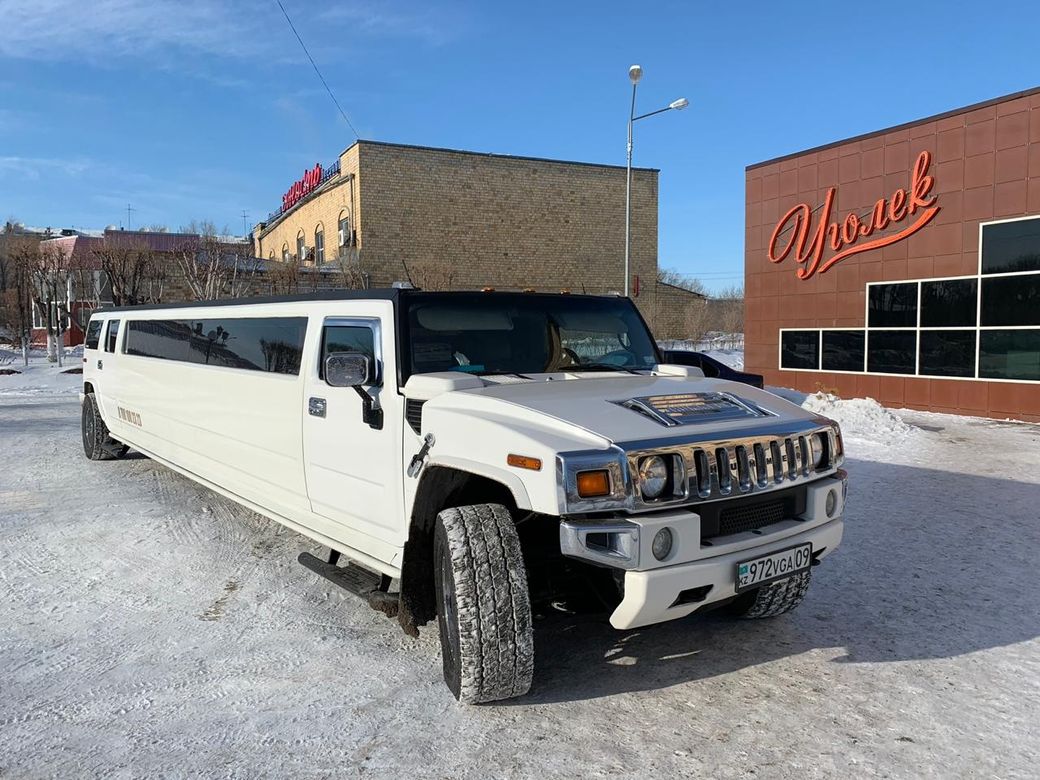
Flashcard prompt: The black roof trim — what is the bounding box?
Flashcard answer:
[747,84,1040,171]
[340,138,659,173]
[95,288,626,315]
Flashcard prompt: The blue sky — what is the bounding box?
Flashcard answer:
[1,0,1037,291]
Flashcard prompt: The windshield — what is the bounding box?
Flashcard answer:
[402,293,660,380]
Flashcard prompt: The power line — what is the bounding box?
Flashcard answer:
[274,0,361,139]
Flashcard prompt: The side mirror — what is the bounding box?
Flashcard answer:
[325,352,371,387]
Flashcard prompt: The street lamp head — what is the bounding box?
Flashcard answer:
[628,64,643,84]
[670,97,689,111]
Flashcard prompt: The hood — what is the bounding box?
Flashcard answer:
[426,372,826,447]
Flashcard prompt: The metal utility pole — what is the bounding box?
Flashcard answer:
[623,64,688,298]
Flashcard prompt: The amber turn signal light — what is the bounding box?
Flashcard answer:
[576,469,611,498]
[507,454,542,471]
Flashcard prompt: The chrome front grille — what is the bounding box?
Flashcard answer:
[627,427,836,508]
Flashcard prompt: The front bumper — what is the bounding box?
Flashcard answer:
[610,516,842,628]
[559,473,847,629]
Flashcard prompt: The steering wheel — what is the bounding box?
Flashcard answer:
[561,347,581,366]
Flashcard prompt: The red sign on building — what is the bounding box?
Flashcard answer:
[767,150,941,280]
[282,163,323,213]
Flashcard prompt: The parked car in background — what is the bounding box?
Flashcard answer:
[661,350,764,388]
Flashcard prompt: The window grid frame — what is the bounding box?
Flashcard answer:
[777,214,1040,384]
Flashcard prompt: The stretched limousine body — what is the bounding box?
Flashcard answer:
[81,289,847,703]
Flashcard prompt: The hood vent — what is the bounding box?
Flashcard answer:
[615,392,768,427]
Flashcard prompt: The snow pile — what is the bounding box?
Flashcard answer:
[801,391,918,444]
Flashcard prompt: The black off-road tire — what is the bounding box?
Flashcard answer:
[433,503,534,704]
[81,393,128,461]
[727,570,811,619]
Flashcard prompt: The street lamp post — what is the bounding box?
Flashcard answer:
[624,64,688,298]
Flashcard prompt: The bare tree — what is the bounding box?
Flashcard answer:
[324,245,368,290]
[174,221,260,301]
[0,235,36,365]
[408,258,457,291]
[28,242,72,364]
[713,284,745,336]
[90,238,160,306]
[657,267,708,296]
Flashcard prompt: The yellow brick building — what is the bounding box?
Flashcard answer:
[253,140,673,323]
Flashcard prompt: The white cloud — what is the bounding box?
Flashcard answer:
[0,156,92,179]
[0,0,462,63]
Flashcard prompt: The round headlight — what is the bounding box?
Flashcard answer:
[811,432,827,468]
[639,455,669,499]
[652,527,673,561]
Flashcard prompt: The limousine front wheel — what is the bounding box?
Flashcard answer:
[433,503,534,704]
[82,393,128,461]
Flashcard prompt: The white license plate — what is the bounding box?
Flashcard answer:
[736,543,812,592]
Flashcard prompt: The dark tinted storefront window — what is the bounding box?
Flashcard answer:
[867,330,916,374]
[125,317,307,375]
[921,279,977,327]
[980,274,1040,327]
[979,330,1040,381]
[821,330,865,372]
[868,283,918,327]
[919,330,976,377]
[780,331,819,369]
[981,218,1040,275]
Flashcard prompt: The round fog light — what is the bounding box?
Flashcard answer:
[826,488,838,518]
[652,528,673,561]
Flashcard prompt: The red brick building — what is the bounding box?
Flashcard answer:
[744,86,1040,422]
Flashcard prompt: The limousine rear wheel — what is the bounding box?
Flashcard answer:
[82,393,128,461]
[433,503,534,704]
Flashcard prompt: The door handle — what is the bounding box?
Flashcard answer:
[97,359,103,370]
[309,397,327,418]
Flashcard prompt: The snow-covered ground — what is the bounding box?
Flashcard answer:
[2,359,1040,777]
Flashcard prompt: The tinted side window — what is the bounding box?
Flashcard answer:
[981,218,1040,274]
[980,274,1040,327]
[85,320,103,350]
[125,320,192,362]
[124,317,307,375]
[321,325,376,381]
[780,331,819,370]
[868,283,918,327]
[104,320,120,353]
[188,318,307,374]
[920,279,977,327]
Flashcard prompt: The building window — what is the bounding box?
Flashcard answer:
[821,330,865,372]
[780,330,819,369]
[981,216,1040,275]
[920,279,977,327]
[778,215,1040,382]
[868,282,917,327]
[282,243,289,263]
[919,330,976,377]
[867,330,916,374]
[297,231,306,263]
[338,212,350,247]
[979,330,1040,381]
[315,226,325,264]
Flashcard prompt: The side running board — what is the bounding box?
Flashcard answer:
[297,550,399,618]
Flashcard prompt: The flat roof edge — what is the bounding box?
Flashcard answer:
[342,139,659,173]
[746,84,1040,172]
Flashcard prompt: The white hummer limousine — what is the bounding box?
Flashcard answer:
[81,289,847,703]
